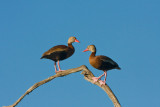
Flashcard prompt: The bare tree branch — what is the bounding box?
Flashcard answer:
[3,65,121,107]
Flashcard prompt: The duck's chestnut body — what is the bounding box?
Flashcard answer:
[89,52,121,71]
[41,44,75,62]
[83,45,121,85]
[41,37,79,73]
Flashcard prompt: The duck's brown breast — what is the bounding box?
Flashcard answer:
[89,57,102,69]
[89,52,102,70]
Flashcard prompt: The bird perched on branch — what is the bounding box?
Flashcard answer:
[83,45,121,85]
[41,36,80,73]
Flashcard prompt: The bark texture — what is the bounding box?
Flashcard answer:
[3,65,121,107]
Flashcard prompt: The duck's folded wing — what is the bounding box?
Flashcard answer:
[41,45,68,57]
[99,56,120,69]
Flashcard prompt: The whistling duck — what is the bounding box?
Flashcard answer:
[83,45,121,85]
[41,36,80,73]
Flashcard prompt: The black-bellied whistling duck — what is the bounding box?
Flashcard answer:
[41,37,80,73]
[83,45,121,85]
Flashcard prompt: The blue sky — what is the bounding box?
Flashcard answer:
[0,0,160,107]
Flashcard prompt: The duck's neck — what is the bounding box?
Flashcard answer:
[90,51,96,58]
[68,43,74,50]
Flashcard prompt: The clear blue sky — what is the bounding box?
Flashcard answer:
[0,0,160,107]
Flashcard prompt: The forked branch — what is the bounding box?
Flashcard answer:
[3,65,121,107]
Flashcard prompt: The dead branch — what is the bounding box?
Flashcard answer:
[3,65,121,107]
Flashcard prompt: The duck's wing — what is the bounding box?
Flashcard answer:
[41,45,68,58]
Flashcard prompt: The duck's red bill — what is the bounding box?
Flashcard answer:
[75,39,80,43]
[83,48,89,52]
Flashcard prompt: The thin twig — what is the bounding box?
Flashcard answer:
[3,65,121,107]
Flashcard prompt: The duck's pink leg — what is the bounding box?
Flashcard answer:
[99,71,107,86]
[54,62,58,73]
[57,60,65,72]
[92,73,105,83]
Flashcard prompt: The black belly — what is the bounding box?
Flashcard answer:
[43,51,69,62]
[98,62,118,71]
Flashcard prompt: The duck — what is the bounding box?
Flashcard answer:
[83,45,121,85]
[41,36,80,73]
